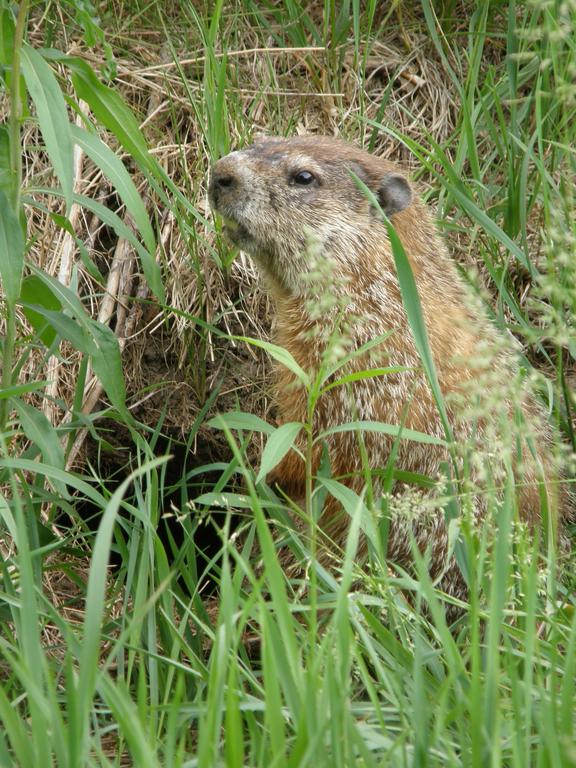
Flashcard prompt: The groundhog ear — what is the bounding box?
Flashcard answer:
[377,173,412,217]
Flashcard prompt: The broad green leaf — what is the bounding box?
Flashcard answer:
[13,399,68,498]
[317,477,378,550]
[21,268,127,414]
[256,421,302,484]
[0,660,34,766]
[0,190,24,306]
[20,274,62,347]
[0,380,49,399]
[40,53,208,223]
[260,607,287,756]
[30,309,126,414]
[212,51,229,158]
[26,262,95,321]
[20,45,73,212]
[66,57,153,174]
[392,468,438,488]
[21,305,94,353]
[233,336,309,386]
[88,320,126,413]
[47,211,75,236]
[318,420,446,446]
[70,124,156,255]
[321,365,411,393]
[98,677,158,768]
[207,411,274,435]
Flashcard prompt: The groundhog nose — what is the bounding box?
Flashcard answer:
[213,171,236,189]
[209,164,240,207]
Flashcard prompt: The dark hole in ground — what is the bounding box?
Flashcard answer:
[66,423,242,600]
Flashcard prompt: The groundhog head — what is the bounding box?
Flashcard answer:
[208,135,413,293]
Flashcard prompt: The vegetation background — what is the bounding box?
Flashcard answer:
[0,0,574,765]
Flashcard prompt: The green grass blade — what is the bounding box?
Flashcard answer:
[207,411,274,435]
[70,124,156,255]
[256,422,303,484]
[0,189,24,307]
[20,44,73,212]
[27,188,164,301]
[64,56,153,173]
[233,336,310,386]
[12,398,65,484]
[351,173,453,444]
[317,477,378,552]
[74,456,169,765]
[318,420,447,446]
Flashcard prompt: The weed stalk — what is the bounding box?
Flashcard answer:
[0,0,28,437]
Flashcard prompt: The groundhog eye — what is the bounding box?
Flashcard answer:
[291,170,316,186]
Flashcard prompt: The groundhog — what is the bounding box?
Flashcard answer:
[208,134,570,608]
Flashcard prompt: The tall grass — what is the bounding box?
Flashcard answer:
[0,0,574,765]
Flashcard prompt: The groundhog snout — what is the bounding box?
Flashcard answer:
[209,154,250,211]
[209,168,236,209]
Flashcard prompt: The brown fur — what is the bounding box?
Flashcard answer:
[209,135,570,605]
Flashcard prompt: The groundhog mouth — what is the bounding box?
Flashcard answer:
[218,215,253,247]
